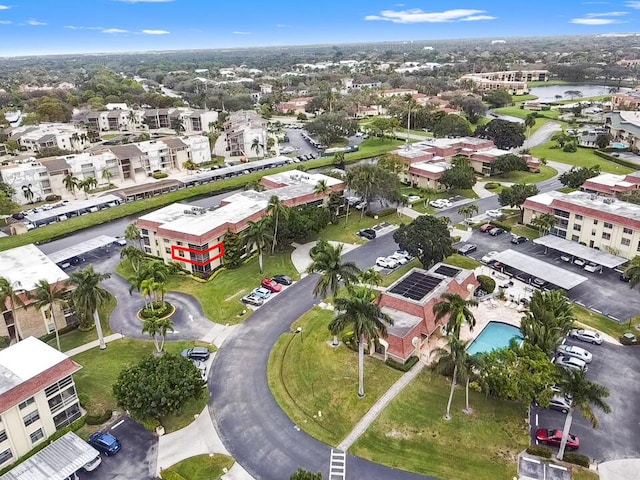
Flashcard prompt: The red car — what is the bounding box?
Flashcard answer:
[535,428,580,450]
[480,223,495,233]
[261,278,282,293]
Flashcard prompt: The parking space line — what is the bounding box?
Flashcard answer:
[111,419,125,430]
[535,414,538,427]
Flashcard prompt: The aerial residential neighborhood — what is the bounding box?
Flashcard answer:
[1,1,640,480]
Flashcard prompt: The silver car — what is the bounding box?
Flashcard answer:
[555,355,588,372]
[556,344,592,363]
[569,329,603,345]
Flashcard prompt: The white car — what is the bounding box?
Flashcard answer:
[280,146,295,154]
[486,209,503,218]
[569,329,603,345]
[429,199,452,208]
[573,258,586,267]
[406,195,421,204]
[82,455,102,472]
[481,251,499,263]
[584,262,602,273]
[556,344,592,363]
[390,252,409,265]
[376,257,398,269]
[555,355,588,372]
[114,237,127,246]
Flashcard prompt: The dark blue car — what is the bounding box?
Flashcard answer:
[89,432,122,456]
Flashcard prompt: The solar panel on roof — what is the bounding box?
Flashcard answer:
[388,272,443,301]
[434,265,460,277]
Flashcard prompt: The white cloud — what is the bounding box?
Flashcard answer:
[570,17,624,24]
[460,15,497,21]
[114,0,174,3]
[275,23,291,28]
[0,5,10,10]
[0,20,10,24]
[585,11,628,16]
[102,28,129,34]
[232,31,251,35]
[364,8,494,24]
[141,29,170,34]
[27,19,47,26]
[626,1,640,8]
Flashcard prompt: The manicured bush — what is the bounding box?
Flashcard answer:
[594,150,639,169]
[341,331,357,352]
[152,171,169,179]
[485,182,501,190]
[140,301,173,319]
[563,452,590,468]
[366,207,396,218]
[85,409,113,425]
[477,275,496,294]
[489,220,512,232]
[562,143,577,153]
[386,356,419,372]
[525,445,552,458]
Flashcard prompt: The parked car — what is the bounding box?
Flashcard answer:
[358,228,376,240]
[376,257,398,269]
[481,251,499,263]
[241,294,264,306]
[405,195,421,204]
[280,146,295,154]
[560,254,572,262]
[532,277,547,288]
[511,235,527,245]
[395,250,411,259]
[488,227,505,236]
[181,347,211,362]
[252,287,272,299]
[429,199,452,208]
[113,237,127,246]
[584,262,602,273]
[11,213,24,220]
[390,252,409,265]
[569,328,603,345]
[88,432,122,456]
[354,202,367,211]
[486,209,503,218]
[556,344,592,363]
[82,454,102,472]
[555,355,588,372]
[272,275,293,285]
[457,244,477,255]
[573,258,586,267]
[535,428,580,450]
[261,278,283,293]
[479,223,495,233]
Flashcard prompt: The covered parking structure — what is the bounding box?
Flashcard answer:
[24,194,122,228]
[181,156,291,187]
[491,249,588,290]
[533,234,628,269]
[47,234,119,267]
[110,178,183,202]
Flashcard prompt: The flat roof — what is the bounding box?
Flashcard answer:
[47,235,118,264]
[533,235,627,269]
[380,307,422,338]
[0,432,99,480]
[492,249,587,290]
[25,194,121,223]
[0,244,68,292]
[0,337,69,396]
[185,156,290,183]
[109,179,182,198]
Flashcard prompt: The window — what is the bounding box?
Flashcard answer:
[165,247,170,254]
[602,233,611,240]
[30,428,44,444]
[177,241,183,246]
[604,222,613,229]
[141,228,149,235]
[622,238,631,246]
[593,220,598,225]
[592,229,596,236]
[19,397,35,410]
[573,224,581,232]
[163,238,169,243]
[0,431,7,443]
[624,227,633,235]
[575,214,583,220]
[571,235,579,242]
[0,449,12,465]
[23,411,40,427]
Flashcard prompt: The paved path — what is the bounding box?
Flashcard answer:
[338,361,425,451]
[598,458,640,480]
[521,121,562,151]
[65,333,124,357]
[291,241,359,275]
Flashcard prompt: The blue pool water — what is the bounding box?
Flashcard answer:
[467,321,523,355]
[611,142,627,149]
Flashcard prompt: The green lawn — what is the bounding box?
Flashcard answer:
[552,95,611,105]
[318,213,412,244]
[531,142,634,175]
[162,454,235,480]
[346,137,403,161]
[487,165,557,185]
[444,254,482,270]
[512,93,539,102]
[350,369,529,480]
[267,307,403,446]
[73,338,210,433]
[573,305,638,339]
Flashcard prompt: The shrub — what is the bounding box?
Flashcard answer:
[485,182,501,190]
[562,143,577,153]
[386,356,419,372]
[477,275,496,294]
[366,207,396,218]
[489,220,512,232]
[525,445,552,458]
[563,452,590,468]
[341,331,357,352]
[152,171,169,179]
[85,409,113,425]
[140,301,173,319]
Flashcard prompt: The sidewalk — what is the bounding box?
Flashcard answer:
[290,240,359,275]
[65,333,124,357]
[599,458,640,480]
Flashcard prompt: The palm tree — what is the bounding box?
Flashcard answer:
[625,256,640,288]
[555,368,611,461]
[329,287,392,397]
[432,292,478,339]
[431,335,470,419]
[457,204,479,223]
[531,213,556,236]
[520,290,575,355]
[63,173,79,198]
[140,278,155,309]
[524,113,537,139]
[251,137,264,158]
[69,266,111,350]
[79,177,97,199]
[70,132,80,151]
[171,117,185,134]
[314,180,331,196]
[243,219,273,274]
[359,268,382,291]
[101,168,113,186]
[124,223,142,250]
[32,279,67,352]
[120,246,145,273]
[142,316,175,354]
[0,278,25,342]
[267,195,289,255]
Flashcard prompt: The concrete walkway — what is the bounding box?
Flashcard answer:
[598,458,640,480]
[337,361,426,451]
[64,333,124,357]
[397,206,422,219]
[290,240,359,275]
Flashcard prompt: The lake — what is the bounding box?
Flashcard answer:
[527,84,631,102]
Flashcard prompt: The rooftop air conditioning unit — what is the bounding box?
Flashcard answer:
[603,197,615,204]
[184,209,196,215]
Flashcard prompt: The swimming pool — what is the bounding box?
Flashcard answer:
[611,142,627,149]
[467,321,523,355]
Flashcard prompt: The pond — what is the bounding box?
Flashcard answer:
[527,84,631,103]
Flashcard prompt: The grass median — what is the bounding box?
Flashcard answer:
[531,142,634,175]
[162,454,234,480]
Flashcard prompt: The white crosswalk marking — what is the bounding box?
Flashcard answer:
[329,449,346,480]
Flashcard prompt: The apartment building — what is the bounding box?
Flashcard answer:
[606,111,640,151]
[459,70,549,95]
[611,89,640,111]
[0,161,53,205]
[6,124,89,154]
[0,337,82,468]
[581,171,640,196]
[342,78,382,90]
[224,112,267,157]
[523,190,640,259]
[143,108,218,133]
[85,108,144,132]
[277,97,314,115]
[137,170,344,275]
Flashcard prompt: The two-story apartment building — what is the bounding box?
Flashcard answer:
[458,70,549,95]
[0,337,82,469]
[0,161,52,204]
[611,89,640,111]
[143,108,218,134]
[581,171,640,196]
[523,190,640,259]
[6,124,89,154]
[277,97,314,115]
[137,170,344,275]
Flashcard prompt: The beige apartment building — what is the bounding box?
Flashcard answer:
[0,337,82,468]
[523,190,640,259]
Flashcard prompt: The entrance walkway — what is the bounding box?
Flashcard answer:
[291,240,359,274]
[65,333,124,357]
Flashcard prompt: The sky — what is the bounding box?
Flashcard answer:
[1,0,640,56]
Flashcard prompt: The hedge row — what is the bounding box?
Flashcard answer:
[525,445,552,458]
[366,207,397,218]
[563,452,591,468]
[86,409,113,425]
[593,150,638,170]
[386,356,419,372]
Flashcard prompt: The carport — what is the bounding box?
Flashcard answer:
[47,235,118,266]
[110,179,183,202]
[24,194,122,227]
[491,249,588,290]
[533,234,628,269]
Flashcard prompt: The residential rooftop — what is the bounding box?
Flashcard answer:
[526,190,640,222]
[0,244,68,292]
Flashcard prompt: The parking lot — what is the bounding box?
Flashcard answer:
[462,229,640,322]
[282,126,365,159]
[531,337,640,462]
[77,416,157,480]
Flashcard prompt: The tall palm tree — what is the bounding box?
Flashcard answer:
[101,168,113,186]
[63,173,79,198]
[624,255,640,288]
[314,179,331,196]
[142,316,175,354]
[21,184,34,204]
[555,368,611,461]
[243,219,273,274]
[267,195,289,255]
[531,212,556,236]
[69,266,111,350]
[432,293,478,339]
[524,113,537,140]
[457,204,479,223]
[329,287,392,397]
[79,177,97,199]
[0,278,25,342]
[359,268,383,291]
[520,290,575,355]
[124,223,142,250]
[120,246,145,273]
[431,335,470,419]
[32,279,67,352]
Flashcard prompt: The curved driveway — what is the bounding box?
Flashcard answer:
[209,234,435,480]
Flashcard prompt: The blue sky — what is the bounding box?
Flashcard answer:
[1,0,640,56]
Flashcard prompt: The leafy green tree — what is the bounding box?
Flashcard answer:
[530,212,557,236]
[290,468,322,480]
[243,218,273,274]
[34,96,72,122]
[366,116,400,138]
[377,154,407,175]
[432,114,472,138]
[125,223,142,249]
[554,368,610,461]
[0,278,26,341]
[431,335,470,419]
[32,279,68,351]
[329,287,392,397]
[491,154,529,175]
[483,89,512,108]
[457,204,478,222]
[267,195,289,254]
[433,293,478,339]
[559,166,601,189]
[141,316,175,354]
[120,246,145,273]
[524,113,537,139]
[69,266,111,349]
[393,215,454,269]
[439,157,476,191]
[306,112,358,144]
[520,290,576,355]
[449,95,487,123]
[596,133,613,150]
[326,191,344,223]
[333,151,345,169]
[0,191,17,215]
[476,119,526,149]
[251,137,264,157]
[113,353,205,421]
[346,164,402,215]
[498,183,539,221]
[222,229,245,268]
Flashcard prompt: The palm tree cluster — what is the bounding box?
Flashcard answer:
[520,290,575,355]
[128,259,170,313]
